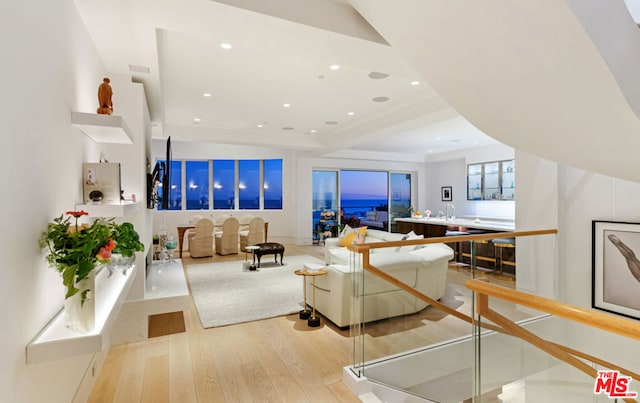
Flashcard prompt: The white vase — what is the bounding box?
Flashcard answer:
[64,270,96,333]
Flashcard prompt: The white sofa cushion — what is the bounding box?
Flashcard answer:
[410,243,455,264]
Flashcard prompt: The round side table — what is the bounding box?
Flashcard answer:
[294,263,327,327]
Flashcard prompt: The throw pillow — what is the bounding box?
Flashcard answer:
[338,225,368,246]
[339,232,357,246]
[338,224,352,238]
[400,230,424,252]
[395,234,410,252]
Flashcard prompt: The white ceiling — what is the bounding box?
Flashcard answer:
[74,0,498,160]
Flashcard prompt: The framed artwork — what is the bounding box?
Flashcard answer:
[441,186,452,202]
[592,220,640,320]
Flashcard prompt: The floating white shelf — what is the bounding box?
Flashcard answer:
[75,201,138,218]
[71,112,133,144]
[26,265,137,364]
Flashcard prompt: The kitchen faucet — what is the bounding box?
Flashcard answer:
[446,203,456,221]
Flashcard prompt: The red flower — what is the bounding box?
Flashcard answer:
[66,210,89,218]
[97,246,112,261]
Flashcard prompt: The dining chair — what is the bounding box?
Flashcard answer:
[187,218,214,258]
[239,216,265,251]
[215,216,240,255]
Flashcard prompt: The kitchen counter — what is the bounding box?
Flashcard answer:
[395,217,515,232]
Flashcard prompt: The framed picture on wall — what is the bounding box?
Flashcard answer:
[441,186,452,202]
[592,220,640,320]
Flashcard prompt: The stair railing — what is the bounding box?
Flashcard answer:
[346,228,640,403]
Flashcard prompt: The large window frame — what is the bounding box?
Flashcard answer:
[157,158,283,211]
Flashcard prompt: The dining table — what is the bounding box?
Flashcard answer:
[176,221,269,258]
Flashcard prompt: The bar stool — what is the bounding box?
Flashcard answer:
[473,238,497,271]
[445,226,470,263]
[493,237,516,278]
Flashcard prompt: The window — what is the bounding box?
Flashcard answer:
[312,170,338,242]
[213,160,235,209]
[239,160,260,209]
[157,158,283,211]
[185,161,209,210]
[264,159,283,209]
[339,170,389,231]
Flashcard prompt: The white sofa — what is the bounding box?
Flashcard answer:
[359,210,388,230]
[310,229,454,327]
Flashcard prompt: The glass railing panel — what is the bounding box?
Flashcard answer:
[346,231,558,401]
[474,315,640,402]
[349,249,365,377]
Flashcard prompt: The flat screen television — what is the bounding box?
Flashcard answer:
[161,136,171,209]
[146,136,172,209]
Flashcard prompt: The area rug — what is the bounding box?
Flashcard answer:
[186,254,325,328]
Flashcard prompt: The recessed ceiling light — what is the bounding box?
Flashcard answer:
[347,112,355,116]
[372,96,390,103]
[410,81,420,86]
[330,64,340,71]
[193,118,201,123]
[257,124,263,128]
[428,150,433,153]
[325,121,338,125]
[435,137,441,141]
[283,103,291,108]
[220,43,232,50]
[368,72,389,79]
[310,129,317,133]
[203,93,212,97]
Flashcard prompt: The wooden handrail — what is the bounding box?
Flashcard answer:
[467,279,640,341]
[347,229,557,253]
[471,280,640,403]
[346,227,639,400]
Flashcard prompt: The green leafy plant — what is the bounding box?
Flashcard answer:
[111,222,144,257]
[39,211,144,303]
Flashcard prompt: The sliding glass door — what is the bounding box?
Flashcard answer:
[312,170,338,243]
[312,169,412,238]
[389,173,412,233]
[340,170,389,230]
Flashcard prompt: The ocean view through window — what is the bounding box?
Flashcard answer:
[312,169,410,240]
[156,159,282,211]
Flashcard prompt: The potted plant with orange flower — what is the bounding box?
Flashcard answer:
[39,210,143,332]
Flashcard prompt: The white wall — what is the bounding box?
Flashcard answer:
[515,151,559,298]
[0,1,110,401]
[0,2,151,401]
[425,144,515,220]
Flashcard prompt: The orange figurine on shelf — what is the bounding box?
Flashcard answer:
[97,77,113,115]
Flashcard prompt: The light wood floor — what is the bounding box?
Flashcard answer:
[88,244,527,403]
